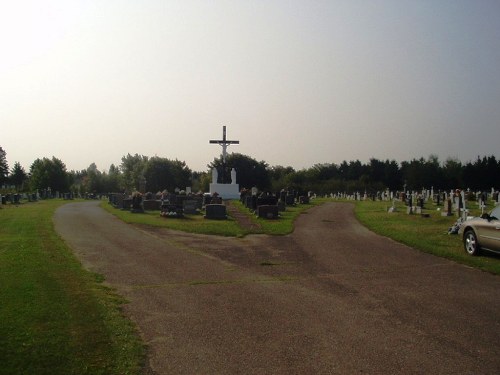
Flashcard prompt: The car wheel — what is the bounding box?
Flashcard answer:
[464,229,480,256]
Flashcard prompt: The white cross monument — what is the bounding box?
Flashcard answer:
[208,126,240,199]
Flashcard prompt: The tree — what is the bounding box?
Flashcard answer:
[120,154,148,192]
[208,153,271,190]
[29,157,70,192]
[269,165,296,191]
[0,146,8,185]
[104,164,123,192]
[10,162,27,191]
[143,157,192,193]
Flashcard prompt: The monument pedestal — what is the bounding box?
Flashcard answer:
[209,183,240,200]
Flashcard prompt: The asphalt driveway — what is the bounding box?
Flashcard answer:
[54,201,500,374]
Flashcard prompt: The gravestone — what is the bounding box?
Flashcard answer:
[442,199,452,216]
[245,196,255,210]
[388,199,397,213]
[131,194,144,213]
[143,200,161,211]
[183,200,198,215]
[299,196,309,204]
[277,201,286,212]
[203,195,213,206]
[160,203,183,217]
[257,195,277,206]
[122,198,132,210]
[285,195,295,206]
[114,194,124,209]
[257,205,279,219]
[205,204,227,220]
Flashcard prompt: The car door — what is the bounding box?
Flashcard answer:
[479,206,500,252]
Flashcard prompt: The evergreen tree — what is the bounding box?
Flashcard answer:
[10,162,27,191]
[0,146,8,185]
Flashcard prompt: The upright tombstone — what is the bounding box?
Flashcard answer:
[257,205,279,219]
[442,199,453,216]
[205,204,227,220]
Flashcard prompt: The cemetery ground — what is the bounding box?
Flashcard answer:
[0,199,143,375]
[2,197,500,374]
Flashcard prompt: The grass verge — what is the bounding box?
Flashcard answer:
[0,200,144,375]
[353,199,500,275]
[230,199,325,235]
[101,199,323,237]
[101,203,246,237]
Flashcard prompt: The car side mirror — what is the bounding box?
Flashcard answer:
[481,213,490,220]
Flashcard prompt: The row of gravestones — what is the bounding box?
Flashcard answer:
[0,193,43,204]
[108,193,228,220]
[239,191,311,220]
[0,193,22,205]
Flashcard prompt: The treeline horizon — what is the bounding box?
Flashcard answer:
[1,146,499,195]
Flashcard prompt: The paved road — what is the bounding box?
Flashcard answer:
[54,201,500,374]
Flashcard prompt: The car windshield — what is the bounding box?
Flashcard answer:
[490,205,500,220]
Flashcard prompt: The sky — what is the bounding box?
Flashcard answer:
[2,0,500,173]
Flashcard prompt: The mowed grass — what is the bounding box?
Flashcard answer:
[101,199,324,237]
[353,199,500,275]
[229,199,325,235]
[101,202,247,237]
[0,200,144,375]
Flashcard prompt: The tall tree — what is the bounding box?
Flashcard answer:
[0,146,8,185]
[10,162,27,191]
[29,157,70,192]
[143,157,191,193]
[120,154,148,192]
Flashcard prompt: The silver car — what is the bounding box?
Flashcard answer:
[460,205,500,255]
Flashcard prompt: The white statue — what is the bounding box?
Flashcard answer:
[231,168,236,185]
[212,168,218,184]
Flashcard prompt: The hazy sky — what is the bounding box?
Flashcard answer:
[2,0,500,173]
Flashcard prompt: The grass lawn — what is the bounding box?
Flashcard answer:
[0,200,144,375]
[101,202,247,237]
[101,199,324,237]
[353,199,500,275]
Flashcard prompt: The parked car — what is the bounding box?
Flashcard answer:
[459,205,500,255]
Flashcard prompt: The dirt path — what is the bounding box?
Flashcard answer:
[54,201,500,374]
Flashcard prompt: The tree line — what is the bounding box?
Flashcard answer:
[1,146,499,196]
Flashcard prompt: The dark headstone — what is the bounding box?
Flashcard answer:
[211,196,223,204]
[442,199,452,216]
[257,205,279,219]
[203,195,212,206]
[245,196,257,210]
[131,195,144,213]
[204,204,227,220]
[160,203,183,217]
[299,196,309,204]
[114,194,124,209]
[183,200,198,215]
[257,196,277,206]
[143,200,161,211]
[277,201,286,212]
[285,195,295,206]
[122,198,132,210]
